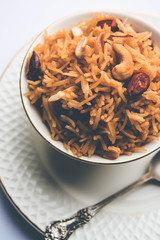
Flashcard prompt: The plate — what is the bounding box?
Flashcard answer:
[0,11,160,239]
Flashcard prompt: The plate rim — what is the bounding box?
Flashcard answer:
[0,42,44,236]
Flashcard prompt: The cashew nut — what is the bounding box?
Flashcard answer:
[103,146,121,159]
[112,43,134,81]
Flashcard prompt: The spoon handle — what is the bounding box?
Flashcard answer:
[93,171,152,211]
[45,171,152,240]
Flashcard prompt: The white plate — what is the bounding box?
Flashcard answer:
[0,11,160,239]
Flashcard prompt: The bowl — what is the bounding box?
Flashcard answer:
[20,11,160,207]
[32,130,160,208]
[20,10,160,166]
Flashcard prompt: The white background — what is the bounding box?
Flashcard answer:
[0,0,159,239]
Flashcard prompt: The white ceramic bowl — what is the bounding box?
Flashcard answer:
[20,10,160,166]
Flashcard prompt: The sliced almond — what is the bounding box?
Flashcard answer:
[48,91,65,102]
[72,26,83,37]
[75,37,87,58]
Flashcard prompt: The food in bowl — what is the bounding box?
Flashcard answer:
[24,13,160,160]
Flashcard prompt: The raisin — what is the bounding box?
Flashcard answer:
[127,72,150,98]
[27,51,43,81]
[97,18,119,32]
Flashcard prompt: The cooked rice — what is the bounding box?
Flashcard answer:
[25,13,160,159]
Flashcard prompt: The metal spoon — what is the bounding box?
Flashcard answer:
[45,152,160,240]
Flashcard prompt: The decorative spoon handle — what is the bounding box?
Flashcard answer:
[45,172,152,240]
[45,206,98,240]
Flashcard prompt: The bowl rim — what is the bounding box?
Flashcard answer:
[20,10,160,166]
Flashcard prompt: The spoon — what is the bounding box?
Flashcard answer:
[45,152,160,240]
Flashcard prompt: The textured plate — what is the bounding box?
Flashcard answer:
[0,12,160,240]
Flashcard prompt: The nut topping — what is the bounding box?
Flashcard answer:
[75,37,87,58]
[127,72,150,98]
[72,26,83,37]
[112,43,134,81]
